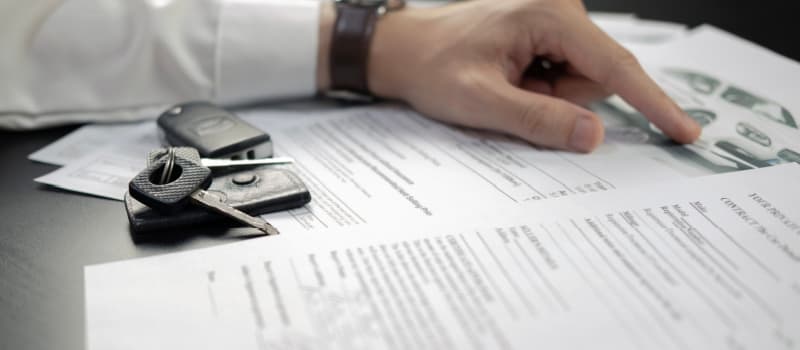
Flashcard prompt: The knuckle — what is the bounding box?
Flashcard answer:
[601,49,641,87]
[613,49,640,68]
[455,68,491,100]
[498,0,575,32]
[519,102,552,138]
[449,68,500,126]
[570,0,587,11]
[511,0,556,17]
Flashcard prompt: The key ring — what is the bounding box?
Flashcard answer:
[159,148,176,185]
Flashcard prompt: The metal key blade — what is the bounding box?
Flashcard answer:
[200,157,294,168]
[189,190,280,236]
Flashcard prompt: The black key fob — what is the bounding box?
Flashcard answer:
[124,167,311,237]
[157,102,272,159]
[128,153,212,214]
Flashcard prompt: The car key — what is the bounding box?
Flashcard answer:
[200,157,294,168]
[128,153,280,235]
[148,148,293,169]
[151,147,292,186]
[157,102,273,160]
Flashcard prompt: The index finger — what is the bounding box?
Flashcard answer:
[558,14,701,144]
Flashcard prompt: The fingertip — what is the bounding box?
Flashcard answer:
[676,121,702,144]
[568,113,604,153]
[683,113,703,143]
[667,109,703,144]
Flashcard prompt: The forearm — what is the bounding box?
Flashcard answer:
[1,0,320,129]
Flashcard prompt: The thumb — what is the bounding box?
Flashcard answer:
[481,81,605,152]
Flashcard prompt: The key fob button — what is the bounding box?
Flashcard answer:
[232,173,257,185]
[167,106,182,115]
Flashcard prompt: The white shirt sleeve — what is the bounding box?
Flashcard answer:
[0,0,321,129]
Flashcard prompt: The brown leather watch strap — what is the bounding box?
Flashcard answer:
[330,2,380,95]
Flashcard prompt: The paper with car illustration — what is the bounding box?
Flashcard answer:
[86,163,800,349]
[603,25,800,172]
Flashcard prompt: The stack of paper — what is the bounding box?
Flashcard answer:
[22,12,800,350]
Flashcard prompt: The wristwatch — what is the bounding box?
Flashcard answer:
[328,0,406,100]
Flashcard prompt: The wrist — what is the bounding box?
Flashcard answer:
[316,1,334,91]
[318,1,423,99]
[367,8,423,99]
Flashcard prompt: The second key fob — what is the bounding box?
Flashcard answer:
[157,102,273,159]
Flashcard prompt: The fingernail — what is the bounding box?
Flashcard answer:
[686,115,702,139]
[676,106,702,143]
[569,115,599,153]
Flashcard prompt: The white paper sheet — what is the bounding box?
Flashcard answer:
[589,12,637,23]
[33,122,157,199]
[28,122,152,166]
[86,163,800,350]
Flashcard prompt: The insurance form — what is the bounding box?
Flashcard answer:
[257,106,683,232]
[86,164,800,350]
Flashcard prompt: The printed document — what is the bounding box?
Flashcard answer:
[86,164,800,350]
[258,107,683,232]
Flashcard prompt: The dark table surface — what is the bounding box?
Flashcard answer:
[1,1,797,349]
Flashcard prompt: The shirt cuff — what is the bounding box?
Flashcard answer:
[216,0,320,104]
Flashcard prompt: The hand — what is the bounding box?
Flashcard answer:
[362,0,701,152]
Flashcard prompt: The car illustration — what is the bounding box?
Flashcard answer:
[643,68,800,169]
